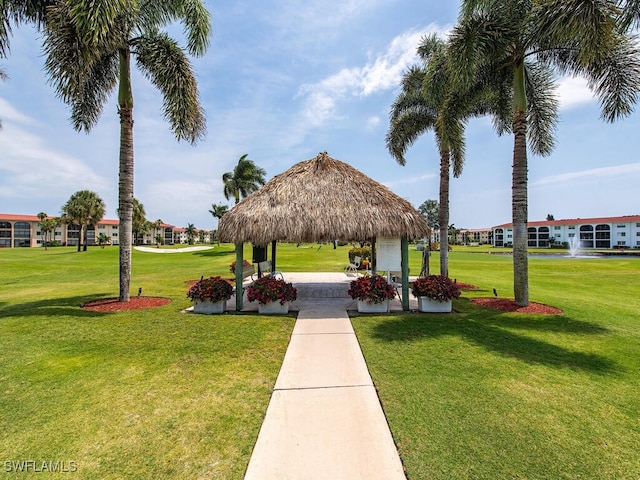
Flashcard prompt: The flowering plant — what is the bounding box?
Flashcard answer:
[229,259,252,274]
[247,276,297,305]
[411,275,461,302]
[348,274,396,304]
[187,276,234,302]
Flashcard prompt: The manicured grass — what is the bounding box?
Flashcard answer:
[2,244,639,478]
[352,254,640,479]
[0,245,294,479]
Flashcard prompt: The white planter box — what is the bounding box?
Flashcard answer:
[357,299,389,313]
[418,296,452,313]
[193,298,227,314]
[258,301,290,314]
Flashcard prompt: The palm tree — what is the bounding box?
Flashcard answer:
[42,0,211,301]
[209,203,228,223]
[185,223,196,245]
[131,198,148,245]
[387,34,509,278]
[450,0,640,306]
[222,154,266,204]
[61,190,106,252]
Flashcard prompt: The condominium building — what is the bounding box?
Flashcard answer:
[492,215,640,249]
[0,214,177,248]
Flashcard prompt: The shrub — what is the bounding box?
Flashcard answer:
[247,276,297,305]
[229,259,252,274]
[348,246,372,267]
[187,276,234,302]
[348,274,396,304]
[411,275,461,302]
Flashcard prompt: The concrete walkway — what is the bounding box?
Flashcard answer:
[244,273,407,479]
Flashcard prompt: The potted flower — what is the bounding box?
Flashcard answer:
[187,276,234,314]
[348,274,396,313]
[247,276,297,314]
[411,275,461,313]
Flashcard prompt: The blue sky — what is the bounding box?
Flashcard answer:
[1,0,639,231]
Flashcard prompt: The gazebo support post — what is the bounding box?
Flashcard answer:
[401,236,409,311]
[271,240,277,271]
[235,242,244,311]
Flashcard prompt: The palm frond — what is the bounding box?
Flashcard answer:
[134,31,206,143]
[523,60,558,157]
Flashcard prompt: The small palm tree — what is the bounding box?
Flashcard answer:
[185,223,196,245]
[451,0,640,305]
[222,154,266,204]
[42,0,211,301]
[61,190,106,252]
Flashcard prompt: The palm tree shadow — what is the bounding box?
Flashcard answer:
[0,294,113,319]
[368,302,617,374]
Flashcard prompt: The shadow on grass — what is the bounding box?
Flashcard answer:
[368,299,617,374]
[0,294,113,319]
[191,247,237,258]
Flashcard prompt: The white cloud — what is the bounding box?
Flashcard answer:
[533,162,640,186]
[557,76,594,110]
[0,97,35,125]
[0,119,110,200]
[383,172,437,188]
[296,24,450,126]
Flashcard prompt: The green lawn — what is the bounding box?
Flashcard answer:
[0,245,294,479]
[353,253,640,479]
[1,244,639,478]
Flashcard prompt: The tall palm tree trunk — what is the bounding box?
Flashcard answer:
[512,62,529,306]
[512,112,529,306]
[118,49,134,302]
[438,148,451,278]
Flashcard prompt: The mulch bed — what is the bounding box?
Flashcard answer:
[456,282,479,290]
[82,297,171,312]
[471,298,563,314]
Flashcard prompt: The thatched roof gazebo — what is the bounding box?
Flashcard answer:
[218,152,430,310]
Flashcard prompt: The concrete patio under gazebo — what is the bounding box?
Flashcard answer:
[217,151,430,311]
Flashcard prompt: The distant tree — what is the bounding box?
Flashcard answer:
[185,223,196,245]
[154,233,163,247]
[131,199,148,245]
[97,232,110,248]
[198,230,205,243]
[150,219,163,247]
[209,203,228,222]
[223,154,266,204]
[418,200,439,231]
[546,214,555,221]
[61,190,106,251]
[37,212,58,250]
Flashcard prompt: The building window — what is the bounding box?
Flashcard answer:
[554,226,561,230]
[595,224,611,248]
[13,221,31,247]
[568,226,575,230]
[617,224,626,228]
[99,225,106,229]
[112,233,118,237]
[580,225,594,248]
[617,241,627,246]
[618,232,626,237]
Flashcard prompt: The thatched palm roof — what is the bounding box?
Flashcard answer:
[217,152,430,244]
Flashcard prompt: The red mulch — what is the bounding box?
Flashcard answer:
[456,282,479,290]
[471,298,563,315]
[82,296,171,312]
